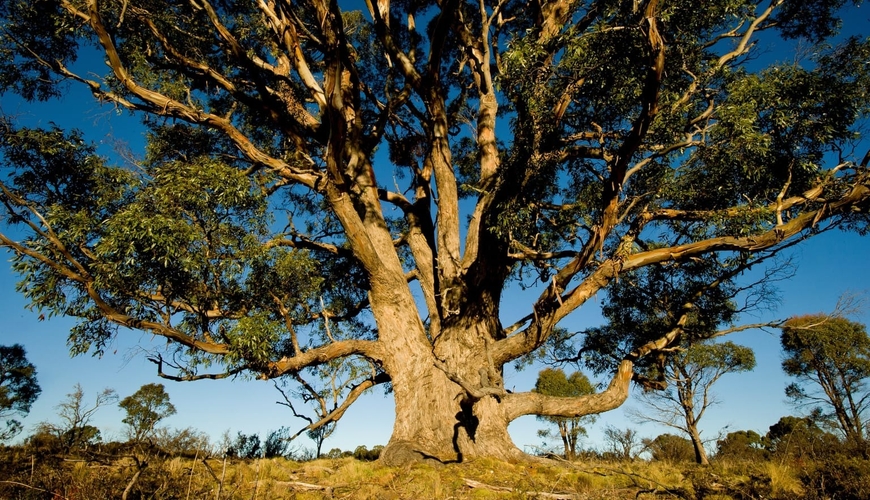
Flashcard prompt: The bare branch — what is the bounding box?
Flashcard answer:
[148,355,246,381]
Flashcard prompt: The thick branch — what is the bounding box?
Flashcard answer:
[495,174,870,365]
[504,360,633,421]
[269,339,384,377]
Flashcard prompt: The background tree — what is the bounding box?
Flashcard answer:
[2,0,870,464]
[119,383,177,443]
[765,414,840,461]
[226,432,262,459]
[631,341,756,464]
[602,426,643,462]
[780,315,870,448]
[39,384,116,452]
[560,248,769,465]
[0,344,41,441]
[533,368,596,460]
[263,427,293,459]
[274,357,380,458]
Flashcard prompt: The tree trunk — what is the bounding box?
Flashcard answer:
[558,422,573,461]
[375,304,528,465]
[688,425,709,465]
[379,357,525,465]
[365,272,634,465]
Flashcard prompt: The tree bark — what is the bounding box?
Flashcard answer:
[379,358,526,465]
[376,308,531,464]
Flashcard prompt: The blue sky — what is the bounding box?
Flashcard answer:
[1,4,869,456]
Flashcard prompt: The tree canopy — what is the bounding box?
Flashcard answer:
[715,430,767,461]
[1,0,870,463]
[644,433,695,463]
[119,383,177,443]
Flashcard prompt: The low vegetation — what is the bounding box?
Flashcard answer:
[1,423,868,499]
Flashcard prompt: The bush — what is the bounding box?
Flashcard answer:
[153,427,212,457]
[263,427,292,458]
[352,445,382,461]
[716,430,769,461]
[645,434,696,463]
[765,416,839,461]
[226,432,262,459]
[799,454,870,500]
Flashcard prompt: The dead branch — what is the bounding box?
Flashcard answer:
[462,478,577,499]
[271,480,333,494]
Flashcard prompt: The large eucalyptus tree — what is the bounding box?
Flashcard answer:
[1,0,869,463]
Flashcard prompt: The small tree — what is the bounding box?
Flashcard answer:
[780,315,870,447]
[41,383,116,452]
[575,251,767,465]
[0,344,41,440]
[226,432,262,459]
[602,426,643,461]
[275,357,381,458]
[533,368,595,460]
[119,383,176,443]
[263,427,292,458]
[632,341,756,465]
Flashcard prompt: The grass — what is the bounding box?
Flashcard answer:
[1,453,807,499]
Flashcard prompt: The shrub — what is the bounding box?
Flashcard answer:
[716,430,769,461]
[799,454,870,500]
[645,434,696,463]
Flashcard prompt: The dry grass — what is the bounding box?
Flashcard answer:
[0,453,806,500]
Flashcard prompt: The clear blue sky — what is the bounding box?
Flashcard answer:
[1,4,869,457]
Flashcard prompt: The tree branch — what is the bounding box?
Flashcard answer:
[83,0,322,189]
[148,354,246,381]
[504,360,634,421]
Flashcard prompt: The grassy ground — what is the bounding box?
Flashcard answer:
[1,453,807,499]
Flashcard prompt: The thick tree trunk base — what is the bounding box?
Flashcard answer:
[379,438,530,466]
[379,394,529,466]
